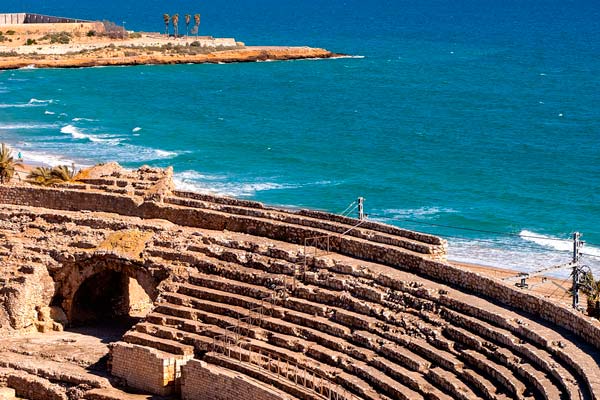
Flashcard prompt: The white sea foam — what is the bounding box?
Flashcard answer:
[154,149,178,158]
[0,123,56,130]
[173,170,302,197]
[132,127,142,132]
[44,111,55,115]
[331,55,365,59]
[72,117,97,122]
[29,98,53,104]
[60,124,123,144]
[0,98,52,108]
[380,207,457,219]
[520,230,600,258]
[61,124,88,139]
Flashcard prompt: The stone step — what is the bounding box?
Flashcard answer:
[516,362,562,400]
[348,361,424,400]
[204,352,355,400]
[427,367,479,400]
[173,247,584,400]
[445,324,566,399]
[165,195,438,255]
[164,286,458,397]
[154,301,416,399]
[443,311,578,399]
[122,330,194,356]
[371,357,453,400]
[460,367,507,400]
[461,350,528,398]
[158,294,270,338]
[180,272,477,397]
[135,322,213,351]
[520,343,580,400]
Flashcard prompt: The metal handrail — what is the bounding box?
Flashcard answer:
[211,338,360,400]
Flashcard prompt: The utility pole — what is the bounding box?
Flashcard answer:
[572,232,584,309]
[357,197,365,220]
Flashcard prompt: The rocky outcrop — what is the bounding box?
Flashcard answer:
[0,46,340,70]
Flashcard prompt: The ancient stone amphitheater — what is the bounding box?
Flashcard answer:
[1,163,600,400]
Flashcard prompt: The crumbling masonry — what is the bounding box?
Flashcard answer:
[1,163,600,400]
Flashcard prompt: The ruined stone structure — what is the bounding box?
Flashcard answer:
[0,13,103,35]
[1,163,600,399]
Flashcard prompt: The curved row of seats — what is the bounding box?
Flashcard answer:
[120,232,600,400]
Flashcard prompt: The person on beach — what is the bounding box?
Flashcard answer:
[17,152,22,161]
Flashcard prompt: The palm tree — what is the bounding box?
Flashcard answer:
[163,14,170,35]
[0,143,21,184]
[172,13,179,37]
[27,165,76,186]
[50,165,76,183]
[193,14,201,36]
[27,166,53,186]
[185,14,191,37]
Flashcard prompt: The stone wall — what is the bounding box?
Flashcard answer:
[110,342,192,396]
[0,13,26,25]
[0,21,104,35]
[2,184,600,351]
[181,360,290,400]
[0,13,88,25]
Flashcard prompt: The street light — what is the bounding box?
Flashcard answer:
[122,21,126,39]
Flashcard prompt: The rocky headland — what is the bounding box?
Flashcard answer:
[0,29,341,70]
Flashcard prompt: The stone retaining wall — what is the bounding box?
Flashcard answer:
[110,342,192,396]
[181,360,290,400]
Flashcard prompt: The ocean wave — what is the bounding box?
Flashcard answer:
[520,230,600,258]
[29,98,53,104]
[60,124,123,144]
[380,207,458,219]
[0,123,57,130]
[154,149,178,158]
[132,127,142,132]
[331,55,366,59]
[72,117,98,122]
[0,98,53,108]
[44,110,56,115]
[19,151,77,167]
[18,64,37,70]
[173,170,299,197]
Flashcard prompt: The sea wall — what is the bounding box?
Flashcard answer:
[1,183,600,350]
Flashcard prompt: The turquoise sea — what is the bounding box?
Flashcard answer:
[1,0,599,275]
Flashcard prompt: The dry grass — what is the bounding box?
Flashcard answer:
[96,230,153,260]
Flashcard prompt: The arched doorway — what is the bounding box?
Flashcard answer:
[69,268,155,327]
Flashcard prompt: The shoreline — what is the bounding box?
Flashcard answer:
[0,46,342,70]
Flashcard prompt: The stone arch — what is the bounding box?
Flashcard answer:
[52,255,162,326]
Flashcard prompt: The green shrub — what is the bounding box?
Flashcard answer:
[5,30,15,35]
[129,32,142,39]
[87,30,96,37]
[25,38,37,46]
